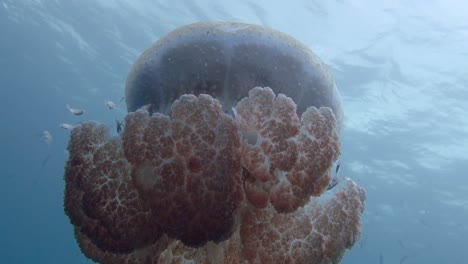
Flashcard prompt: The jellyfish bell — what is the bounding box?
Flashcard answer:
[125,21,344,132]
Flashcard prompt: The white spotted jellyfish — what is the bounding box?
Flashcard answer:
[64,22,366,264]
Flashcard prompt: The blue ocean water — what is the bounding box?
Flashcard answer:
[1,1,467,263]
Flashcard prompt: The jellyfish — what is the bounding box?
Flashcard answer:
[64,22,365,264]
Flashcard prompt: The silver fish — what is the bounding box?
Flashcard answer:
[327,176,338,190]
[41,153,51,167]
[335,160,341,176]
[116,119,124,134]
[327,159,342,191]
[43,131,52,145]
[66,104,85,115]
[105,100,116,110]
[399,255,408,264]
[60,123,75,130]
[139,104,151,111]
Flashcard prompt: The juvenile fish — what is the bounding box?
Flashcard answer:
[400,256,408,264]
[327,159,342,191]
[66,104,85,115]
[105,100,116,110]
[60,123,75,130]
[41,153,51,167]
[335,160,341,176]
[327,176,338,190]
[43,131,52,145]
[116,119,124,134]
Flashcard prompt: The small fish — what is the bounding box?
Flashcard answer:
[358,234,367,248]
[139,104,151,111]
[379,252,384,264]
[119,96,125,103]
[43,131,52,145]
[327,176,338,190]
[41,153,51,167]
[60,123,75,130]
[105,100,116,110]
[335,160,341,176]
[116,119,124,134]
[399,255,408,264]
[418,218,430,227]
[398,239,406,249]
[66,104,85,115]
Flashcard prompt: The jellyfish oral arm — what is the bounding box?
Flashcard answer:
[64,87,365,264]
